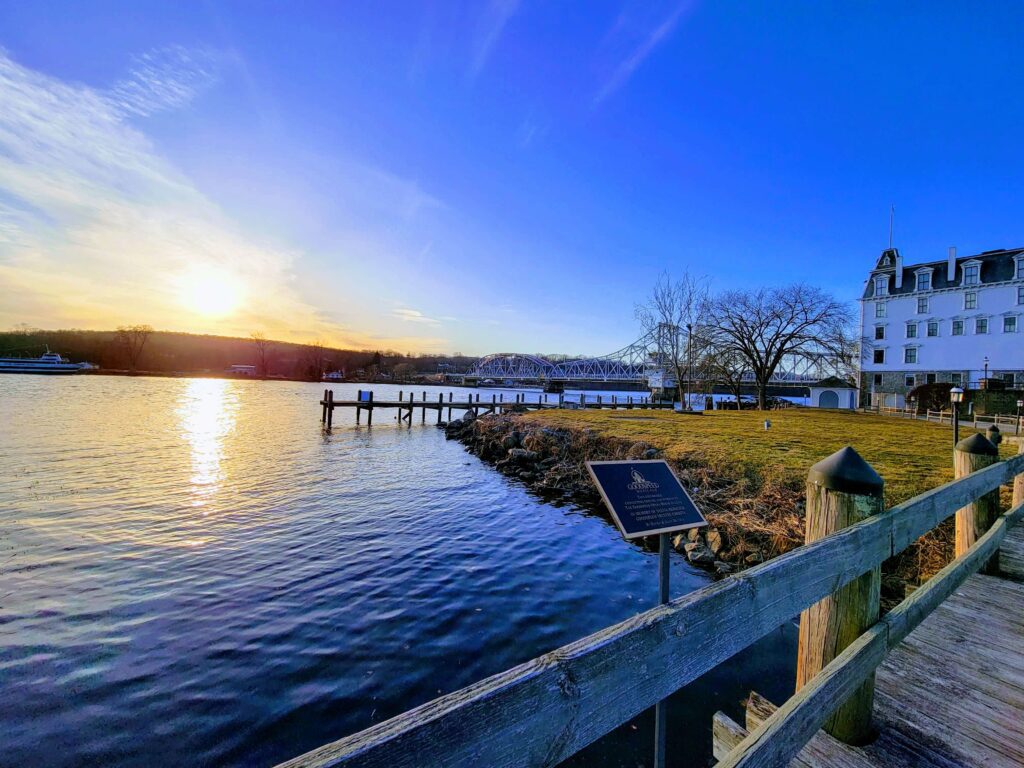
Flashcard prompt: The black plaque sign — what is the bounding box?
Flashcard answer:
[585,459,706,539]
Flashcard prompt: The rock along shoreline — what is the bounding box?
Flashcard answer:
[442,410,770,576]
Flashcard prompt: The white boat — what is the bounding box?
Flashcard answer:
[0,350,92,375]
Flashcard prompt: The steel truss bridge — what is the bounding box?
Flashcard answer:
[466,325,838,387]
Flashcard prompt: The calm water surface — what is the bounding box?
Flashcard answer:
[0,377,795,767]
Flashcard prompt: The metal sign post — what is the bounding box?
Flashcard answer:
[585,460,707,768]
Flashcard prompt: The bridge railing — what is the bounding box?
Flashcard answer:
[278,442,1024,768]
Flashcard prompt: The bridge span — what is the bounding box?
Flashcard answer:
[464,326,831,388]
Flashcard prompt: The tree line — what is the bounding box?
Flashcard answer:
[0,326,478,381]
[636,273,856,410]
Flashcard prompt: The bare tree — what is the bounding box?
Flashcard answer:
[393,362,416,382]
[701,344,748,409]
[115,324,153,372]
[303,340,327,381]
[635,272,709,407]
[250,332,272,379]
[706,285,853,410]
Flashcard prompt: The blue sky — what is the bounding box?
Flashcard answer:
[1,2,1022,355]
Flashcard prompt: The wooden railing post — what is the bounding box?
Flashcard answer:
[796,446,883,746]
[955,433,1000,573]
[1014,440,1024,509]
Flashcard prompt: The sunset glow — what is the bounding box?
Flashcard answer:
[177,265,244,318]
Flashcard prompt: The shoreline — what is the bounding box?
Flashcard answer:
[443,410,779,577]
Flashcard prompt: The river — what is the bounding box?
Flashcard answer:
[0,376,796,767]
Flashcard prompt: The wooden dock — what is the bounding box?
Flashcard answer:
[281,431,1024,768]
[714,527,1024,766]
[318,388,671,427]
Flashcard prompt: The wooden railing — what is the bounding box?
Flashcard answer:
[280,440,1024,768]
[924,408,1022,433]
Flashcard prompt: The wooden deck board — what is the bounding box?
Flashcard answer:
[874,573,1024,767]
[998,524,1024,581]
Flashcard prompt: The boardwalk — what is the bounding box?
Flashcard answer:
[714,524,1024,766]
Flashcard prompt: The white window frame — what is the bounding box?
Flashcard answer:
[964,291,977,310]
[916,297,928,314]
[904,348,918,364]
[874,276,888,296]
[875,302,886,318]
[873,349,885,365]
[906,322,918,338]
[976,317,989,335]
[1017,256,1024,280]
[952,319,965,336]
[951,372,963,385]
[1018,286,1024,305]
[963,262,980,285]
[915,270,932,291]
[1004,316,1018,333]
[874,325,885,340]
[926,321,939,337]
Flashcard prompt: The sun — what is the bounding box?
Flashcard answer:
[177,265,244,317]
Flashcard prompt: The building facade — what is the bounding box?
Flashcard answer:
[860,246,1024,405]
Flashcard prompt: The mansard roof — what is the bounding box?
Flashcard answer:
[863,247,1023,300]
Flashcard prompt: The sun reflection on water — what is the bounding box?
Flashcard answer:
[178,379,239,509]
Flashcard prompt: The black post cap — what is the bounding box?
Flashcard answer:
[955,433,998,456]
[808,446,884,497]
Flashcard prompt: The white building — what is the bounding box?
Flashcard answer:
[860,246,1024,404]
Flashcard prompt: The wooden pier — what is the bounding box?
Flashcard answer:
[282,432,1024,768]
[318,389,670,428]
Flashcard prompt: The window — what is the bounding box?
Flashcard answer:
[1018,286,1024,305]
[1004,316,1018,333]
[927,321,939,337]
[905,374,916,387]
[875,302,886,318]
[873,373,883,386]
[906,322,918,338]
[952,320,964,336]
[963,263,979,285]
[873,349,885,364]
[1004,373,1015,385]
[1017,258,1024,279]
[917,272,931,291]
[976,318,989,334]
[951,372,963,386]
[917,297,928,314]
[926,373,937,384]
[964,291,977,310]
[874,326,885,340]
[874,276,888,296]
[904,349,917,364]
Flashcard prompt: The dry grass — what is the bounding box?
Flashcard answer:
[515,408,1018,595]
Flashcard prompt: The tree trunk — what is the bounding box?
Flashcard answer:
[757,381,768,410]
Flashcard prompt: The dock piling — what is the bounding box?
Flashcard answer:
[796,447,884,745]
[326,390,334,428]
[954,434,1000,572]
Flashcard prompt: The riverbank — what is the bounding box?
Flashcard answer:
[445,408,1017,603]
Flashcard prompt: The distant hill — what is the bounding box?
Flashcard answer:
[0,328,477,380]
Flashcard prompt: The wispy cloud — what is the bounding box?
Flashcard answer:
[593,2,693,106]
[107,46,221,117]
[468,0,521,80]
[392,308,441,325]
[0,49,446,351]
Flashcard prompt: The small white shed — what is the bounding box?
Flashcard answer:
[809,377,858,410]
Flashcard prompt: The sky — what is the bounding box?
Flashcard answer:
[1,2,1023,356]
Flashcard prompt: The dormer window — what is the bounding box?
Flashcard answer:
[963,263,980,285]
[1017,256,1024,280]
[874,276,888,296]
[916,271,931,291]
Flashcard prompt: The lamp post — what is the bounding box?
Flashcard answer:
[685,322,692,411]
[1017,398,1023,436]
[950,386,965,446]
[983,356,989,387]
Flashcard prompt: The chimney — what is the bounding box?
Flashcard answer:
[894,249,903,289]
[947,246,957,281]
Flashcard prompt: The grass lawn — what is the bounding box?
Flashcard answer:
[524,408,1017,508]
